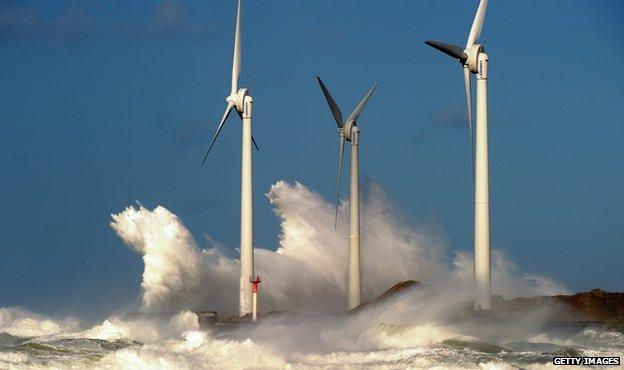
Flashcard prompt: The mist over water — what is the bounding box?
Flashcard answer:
[2,180,619,369]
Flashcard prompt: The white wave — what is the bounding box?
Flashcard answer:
[74,311,200,344]
[96,330,288,370]
[110,180,567,315]
[111,206,202,312]
[0,352,30,369]
[0,307,79,337]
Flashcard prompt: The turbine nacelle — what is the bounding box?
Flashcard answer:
[340,120,358,142]
[226,87,251,113]
[465,44,484,74]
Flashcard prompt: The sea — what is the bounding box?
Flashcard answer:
[0,307,622,369]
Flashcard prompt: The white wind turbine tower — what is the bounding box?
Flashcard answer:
[203,0,259,317]
[317,77,377,311]
[425,0,491,310]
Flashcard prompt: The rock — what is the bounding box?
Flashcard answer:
[492,290,624,323]
[355,280,624,324]
[350,280,422,312]
[551,289,624,323]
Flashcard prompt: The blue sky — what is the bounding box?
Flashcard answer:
[0,0,622,319]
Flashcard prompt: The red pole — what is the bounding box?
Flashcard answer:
[250,276,261,293]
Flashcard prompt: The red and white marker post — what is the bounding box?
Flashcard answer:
[250,276,261,322]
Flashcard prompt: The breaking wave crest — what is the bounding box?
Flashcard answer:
[0,307,79,338]
[110,180,567,315]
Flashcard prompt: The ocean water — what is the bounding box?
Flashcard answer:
[0,307,622,369]
[0,301,624,369]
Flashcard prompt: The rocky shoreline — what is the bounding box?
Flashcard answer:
[492,288,624,324]
[354,280,624,325]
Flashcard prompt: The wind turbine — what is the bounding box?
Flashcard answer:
[202,0,259,317]
[317,77,376,311]
[425,0,491,310]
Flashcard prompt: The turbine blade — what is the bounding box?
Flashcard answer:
[202,102,236,165]
[463,66,475,182]
[346,83,377,124]
[316,77,344,127]
[425,40,467,62]
[334,134,345,228]
[466,0,488,49]
[231,0,242,94]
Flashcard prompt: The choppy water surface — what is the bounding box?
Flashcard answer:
[0,308,621,369]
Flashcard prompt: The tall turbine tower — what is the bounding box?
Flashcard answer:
[425,0,491,310]
[203,0,259,317]
[316,77,376,311]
